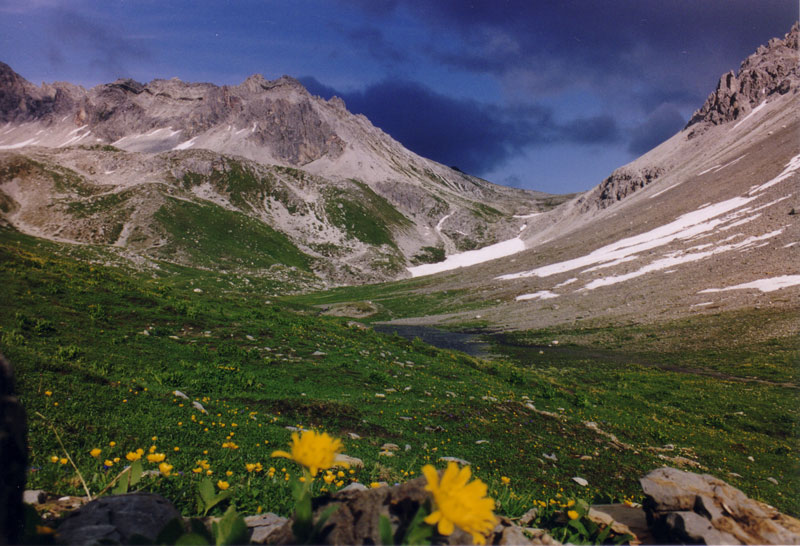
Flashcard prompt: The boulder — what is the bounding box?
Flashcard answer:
[640,467,800,545]
[55,493,181,545]
[0,354,26,546]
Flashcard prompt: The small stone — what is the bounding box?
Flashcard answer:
[284,426,300,432]
[476,440,490,445]
[381,443,400,451]
[572,477,589,487]
[246,335,255,341]
[311,350,326,356]
[173,390,189,400]
[766,477,779,485]
[334,454,364,468]
[339,482,368,493]
[245,513,287,544]
[374,393,385,398]
[23,490,46,505]
[193,288,203,293]
[192,401,207,413]
[398,416,412,421]
[347,432,361,440]
[580,455,592,461]
[747,456,755,462]
[543,453,557,462]
[439,456,471,465]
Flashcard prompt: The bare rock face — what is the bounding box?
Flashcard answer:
[687,22,799,128]
[55,493,182,545]
[578,165,664,212]
[640,467,800,545]
[0,353,26,546]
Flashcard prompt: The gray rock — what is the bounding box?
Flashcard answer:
[245,513,288,544]
[23,490,46,505]
[56,493,181,545]
[0,353,26,546]
[641,467,800,545]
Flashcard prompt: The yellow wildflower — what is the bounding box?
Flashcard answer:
[323,473,335,484]
[59,458,68,465]
[109,441,116,447]
[147,453,166,463]
[500,476,510,485]
[567,510,579,520]
[271,430,345,476]
[422,462,496,545]
[566,499,575,507]
[44,391,52,396]
[126,451,141,462]
[226,470,233,477]
[192,467,202,474]
[217,480,230,490]
[245,463,257,473]
[104,459,114,467]
[159,462,173,476]
[50,456,59,463]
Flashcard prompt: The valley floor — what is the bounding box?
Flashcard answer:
[1,228,797,523]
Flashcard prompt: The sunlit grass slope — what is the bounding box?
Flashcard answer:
[0,228,796,519]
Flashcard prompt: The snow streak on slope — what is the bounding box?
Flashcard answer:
[699,275,800,293]
[408,237,526,277]
[501,152,800,297]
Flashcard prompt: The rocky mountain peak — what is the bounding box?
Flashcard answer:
[687,22,798,128]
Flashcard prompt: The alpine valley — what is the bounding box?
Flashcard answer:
[0,20,798,544]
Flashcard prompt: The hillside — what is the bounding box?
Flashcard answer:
[0,63,559,285]
[347,23,800,334]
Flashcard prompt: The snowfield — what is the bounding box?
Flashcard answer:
[407,236,526,277]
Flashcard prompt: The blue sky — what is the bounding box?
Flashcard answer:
[0,1,795,194]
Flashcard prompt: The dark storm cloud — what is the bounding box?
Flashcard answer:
[343,25,408,66]
[627,104,687,155]
[301,76,622,175]
[47,8,152,80]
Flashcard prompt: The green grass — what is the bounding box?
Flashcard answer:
[1,228,797,526]
[324,181,411,248]
[154,197,311,271]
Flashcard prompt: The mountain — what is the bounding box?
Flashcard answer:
[387,23,799,333]
[0,63,557,285]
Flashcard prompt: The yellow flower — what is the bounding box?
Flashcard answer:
[226,470,233,477]
[324,473,335,484]
[44,391,52,396]
[59,458,68,465]
[271,430,345,476]
[422,462,496,545]
[90,448,102,458]
[126,451,141,461]
[192,467,203,474]
[567,510,579,520]
[104,459,114,467]
[50,456,59,463]
[217,480,230,490]
[146,453,166,463]
[566,499,575,508]
[500,476,510,485]
[245,463,257,473]
[109,441,116,447]
[159,462,173,476]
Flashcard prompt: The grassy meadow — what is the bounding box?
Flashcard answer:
[1,227,797,527]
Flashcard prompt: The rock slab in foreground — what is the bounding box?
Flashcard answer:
[640,467,800,545]
[56,493,181,545]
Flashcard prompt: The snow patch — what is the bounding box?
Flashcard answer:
[408,237,526,277]
[0,138,39,150]
[516,290,558,301]
[173,136,198,150]
[733,101,767,129]
[748,153,800,195]
[699,275,800,294]
[512,212,541,219]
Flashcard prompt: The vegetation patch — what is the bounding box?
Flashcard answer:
[154,197,311,270]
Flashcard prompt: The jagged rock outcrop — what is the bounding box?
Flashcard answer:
[687,22,799,128]
[577,165,664,212]
[641,467,800,545]
[0,353,26,546]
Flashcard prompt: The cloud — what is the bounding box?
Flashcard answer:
[47,7,152,80]
[626,104,686,155]
[342,25,408,66]
[301,76,622,175]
